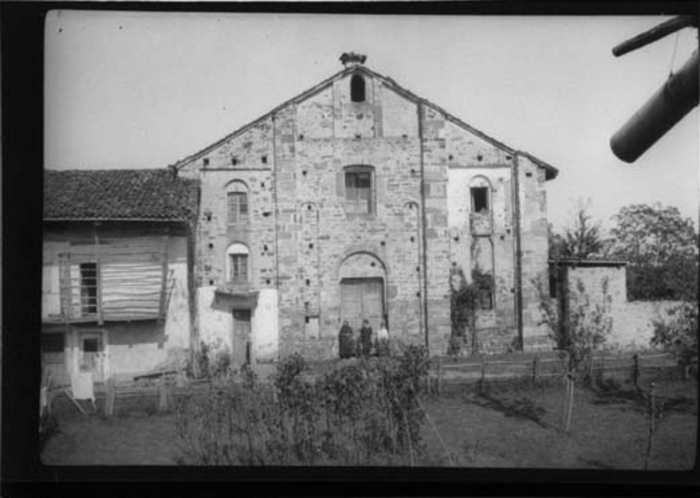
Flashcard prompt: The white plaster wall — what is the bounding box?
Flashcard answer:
[608,300,684,351]
[252,288,279,362]
[196,286,233,350]
[163,236,191,349]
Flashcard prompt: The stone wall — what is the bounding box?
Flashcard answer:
[563,264,685,351]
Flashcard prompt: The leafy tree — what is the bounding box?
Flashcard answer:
[549,201,607,261]
[608,203,698,301]
[650,302,698,378]
[536,277,613,380]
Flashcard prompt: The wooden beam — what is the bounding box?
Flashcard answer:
[158,229,170,321]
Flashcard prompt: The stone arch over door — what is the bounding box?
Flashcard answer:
[338,252,387,333]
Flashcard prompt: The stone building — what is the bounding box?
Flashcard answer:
[174,53,559,363]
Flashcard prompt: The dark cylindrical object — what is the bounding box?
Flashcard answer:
[611,50,699,163]
[612,16,697,58]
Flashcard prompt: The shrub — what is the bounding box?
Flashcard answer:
[651,302,698,378]
[175,347,430,465]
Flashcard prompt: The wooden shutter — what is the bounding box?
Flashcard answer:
[340,280,363,330]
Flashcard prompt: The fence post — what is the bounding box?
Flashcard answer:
[480,355,487,392]
[158,375,168,412]
[437,357,443,396]
[633,353,640,387]
[105,376,115,417]
[533,355,540,385]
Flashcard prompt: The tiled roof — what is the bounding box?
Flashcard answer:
[44,168,199,221]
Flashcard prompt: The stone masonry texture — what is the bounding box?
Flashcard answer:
[177,61,557,361]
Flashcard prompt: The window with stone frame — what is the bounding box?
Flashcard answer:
[227,191,249,225]
[344,166,374,214]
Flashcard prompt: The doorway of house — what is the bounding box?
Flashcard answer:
[79,331,105,382]
[232,309,252,367]
[340,277,385,332]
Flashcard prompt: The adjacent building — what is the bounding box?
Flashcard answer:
[42,169,199,383]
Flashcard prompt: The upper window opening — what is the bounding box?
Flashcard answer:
[351,74,366,103]
[79,262,98,315]
[471,187,489,213]
[226,180,249,225]
[227,192,248,224]
[345,166,374,214]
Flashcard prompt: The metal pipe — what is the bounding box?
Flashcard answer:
[612,15,697,57]
[611,50,699,163]
[418,103,430,352]
[512,154,524,350]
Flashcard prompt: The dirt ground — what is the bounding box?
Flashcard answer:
[41,379,697,468]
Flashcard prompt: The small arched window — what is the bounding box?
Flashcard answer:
[350,74,366,103]
[226,180,249,225]
[226,243,249,283]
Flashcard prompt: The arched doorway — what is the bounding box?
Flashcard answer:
[338,252,386,332]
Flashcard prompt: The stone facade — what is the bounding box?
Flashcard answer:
[176,56,559,361]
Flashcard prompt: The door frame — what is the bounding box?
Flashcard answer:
[231,308,253,366]
[74,328,109,382]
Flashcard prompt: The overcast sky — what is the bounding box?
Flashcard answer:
[45,11,698,230]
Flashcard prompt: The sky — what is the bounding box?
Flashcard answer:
[45,11,699,231]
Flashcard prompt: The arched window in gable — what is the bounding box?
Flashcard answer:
[225,243,250,283]
[350,74,366,103]
[226,180,249,225]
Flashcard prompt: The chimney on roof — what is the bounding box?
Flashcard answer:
[340,52,367,67]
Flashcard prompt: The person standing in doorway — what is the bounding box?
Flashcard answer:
[376,320,389,356]
[360,319,374,357]
[338,320,355,359]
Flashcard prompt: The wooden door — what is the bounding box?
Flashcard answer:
[232,309,252,367]
[79,332,104,382]
[340,278,385,332]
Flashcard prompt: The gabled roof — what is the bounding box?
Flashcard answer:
[44,169,199,222]
[172,64,559,180]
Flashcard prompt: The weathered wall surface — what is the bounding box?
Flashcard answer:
[517,155,552,351]
[565,265,684,351]
[42,224,192,382]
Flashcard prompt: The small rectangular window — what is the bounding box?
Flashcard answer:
[230,254,248,282]
[471,187,489,213]
[227,192,249,224]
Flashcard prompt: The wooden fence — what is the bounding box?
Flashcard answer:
[427,351,679,393]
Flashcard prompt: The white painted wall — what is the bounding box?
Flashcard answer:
[252,288,279,362]
[163,236,191,349]
[196,286,233,350]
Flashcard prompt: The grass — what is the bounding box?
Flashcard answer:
[42,378,697,468]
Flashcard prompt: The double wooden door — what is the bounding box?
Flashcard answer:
[340,278,385,333]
